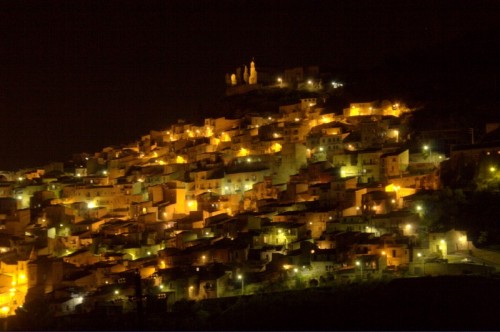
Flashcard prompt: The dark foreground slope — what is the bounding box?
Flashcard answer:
[6,275,500,331]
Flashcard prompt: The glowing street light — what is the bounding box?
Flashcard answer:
[423,144,433,162]
[355,260,363,280]
[237,274,244,295]
[417,252,426,275]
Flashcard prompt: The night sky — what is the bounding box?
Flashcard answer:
[0,0,498,170]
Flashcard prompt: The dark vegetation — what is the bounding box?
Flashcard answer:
[411,189,500,246]
[6,275,500,331]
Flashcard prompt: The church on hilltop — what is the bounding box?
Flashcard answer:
[225,59,262,96]
[225,58,344,96]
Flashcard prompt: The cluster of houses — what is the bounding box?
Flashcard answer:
[1,75,495,317]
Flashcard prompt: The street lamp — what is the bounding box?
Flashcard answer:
[423,145,432,162]
[237,274,244,295]
[355,260,363,280]
[417,252,425,275]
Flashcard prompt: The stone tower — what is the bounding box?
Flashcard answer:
[249,60,258,84]
[243,65,249,84]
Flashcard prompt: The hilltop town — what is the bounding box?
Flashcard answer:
[1,60,499,325]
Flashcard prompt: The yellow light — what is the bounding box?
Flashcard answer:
[271,143,282,152]
[238,148,249,157]
[1,306,9,314]
[187,200,197,211]
[220,132,231,142]
[176,155,186,164]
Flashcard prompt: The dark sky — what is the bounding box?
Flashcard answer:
[0,0,498,170]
